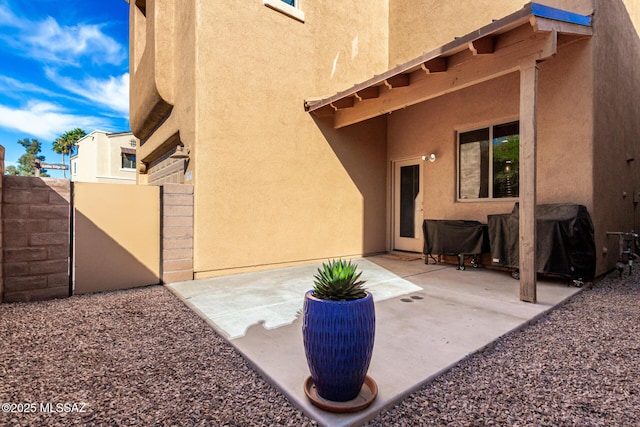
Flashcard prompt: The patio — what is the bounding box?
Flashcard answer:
[167,254,581,427]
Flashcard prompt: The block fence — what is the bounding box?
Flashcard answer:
[0,160,194,303]
[160,184,194,283]
[2,176,71,303]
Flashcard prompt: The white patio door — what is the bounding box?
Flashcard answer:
[393,159,424,252]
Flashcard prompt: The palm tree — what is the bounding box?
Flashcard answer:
[53,128,86,178]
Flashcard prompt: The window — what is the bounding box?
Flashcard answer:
[458,121,519,200]
[263,0,304,22]
[122,153,136,169]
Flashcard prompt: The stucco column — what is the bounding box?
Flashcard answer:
[519,61,538,303]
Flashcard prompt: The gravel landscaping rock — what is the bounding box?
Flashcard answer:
[366,271,640,426]
[0,286,316,426]
[1,270,639,426]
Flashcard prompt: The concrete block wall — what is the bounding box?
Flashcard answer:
[2,176,71,303]
[161,184,194,283]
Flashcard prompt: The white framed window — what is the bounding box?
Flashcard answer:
[263,0,304,22]
[457,121,519,200]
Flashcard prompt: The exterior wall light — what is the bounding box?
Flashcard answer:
[421,154,436,162]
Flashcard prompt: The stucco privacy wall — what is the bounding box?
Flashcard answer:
[2,176,71,303]
[72,182,193,291]
[73,182,160,294]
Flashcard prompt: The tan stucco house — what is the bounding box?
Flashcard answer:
[128,0,640,301]
[70,130,137,184]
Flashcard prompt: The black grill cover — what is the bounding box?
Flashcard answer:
[423,220,489,256]
[488,203,596,280]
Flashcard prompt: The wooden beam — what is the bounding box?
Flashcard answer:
[469,36,495,55]
[334,30,557,128]
[518,61,538,303]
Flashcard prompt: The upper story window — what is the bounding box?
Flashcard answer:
[263,0,304,22]
[458,121,519,200]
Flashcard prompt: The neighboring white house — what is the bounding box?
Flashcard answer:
[70,131,137,184]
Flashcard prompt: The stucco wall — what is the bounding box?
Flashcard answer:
[130,0,197,186]
[73,182,160,294]
[189,2,390,276]
[592,0,640,272]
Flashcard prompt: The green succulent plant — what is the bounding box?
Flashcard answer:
[312,259,367,301]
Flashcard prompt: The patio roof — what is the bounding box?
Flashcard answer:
[304,2,593,129]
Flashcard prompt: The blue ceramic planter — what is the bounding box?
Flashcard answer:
[302,290,375,402]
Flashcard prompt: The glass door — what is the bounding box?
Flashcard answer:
[393,159,423,252]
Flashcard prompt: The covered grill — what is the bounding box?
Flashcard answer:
[488,203,596,281]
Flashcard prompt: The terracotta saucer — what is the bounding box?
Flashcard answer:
[303,375,378,413]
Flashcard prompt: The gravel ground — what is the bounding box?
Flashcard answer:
[367,271,640,426]
[0,286,316,426]
[1,271,639,426]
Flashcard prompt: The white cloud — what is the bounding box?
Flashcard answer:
[26,17,125,66]
[0,2,16,25]
[0,101,108,141]
[46,69,129,116]
[0,75,58,98]
[0,4,125,66]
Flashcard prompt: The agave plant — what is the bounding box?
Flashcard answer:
[312,259,367,301]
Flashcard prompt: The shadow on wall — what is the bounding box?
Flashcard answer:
[313,115,388,255]
[72,182,160,295]
[73,211,159,294]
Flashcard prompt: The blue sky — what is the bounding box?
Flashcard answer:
[0,0,130,177]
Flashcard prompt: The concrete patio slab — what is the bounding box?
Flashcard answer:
[167,255,582,426]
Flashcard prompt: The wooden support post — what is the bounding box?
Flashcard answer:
[519,61,538,303]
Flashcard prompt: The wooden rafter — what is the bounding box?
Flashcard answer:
[330,97,354,110]
[469,36,495,55]
[420,57,448,74]
[310,104,335,118]
[384,74,410,89]
[355,86,379,101]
